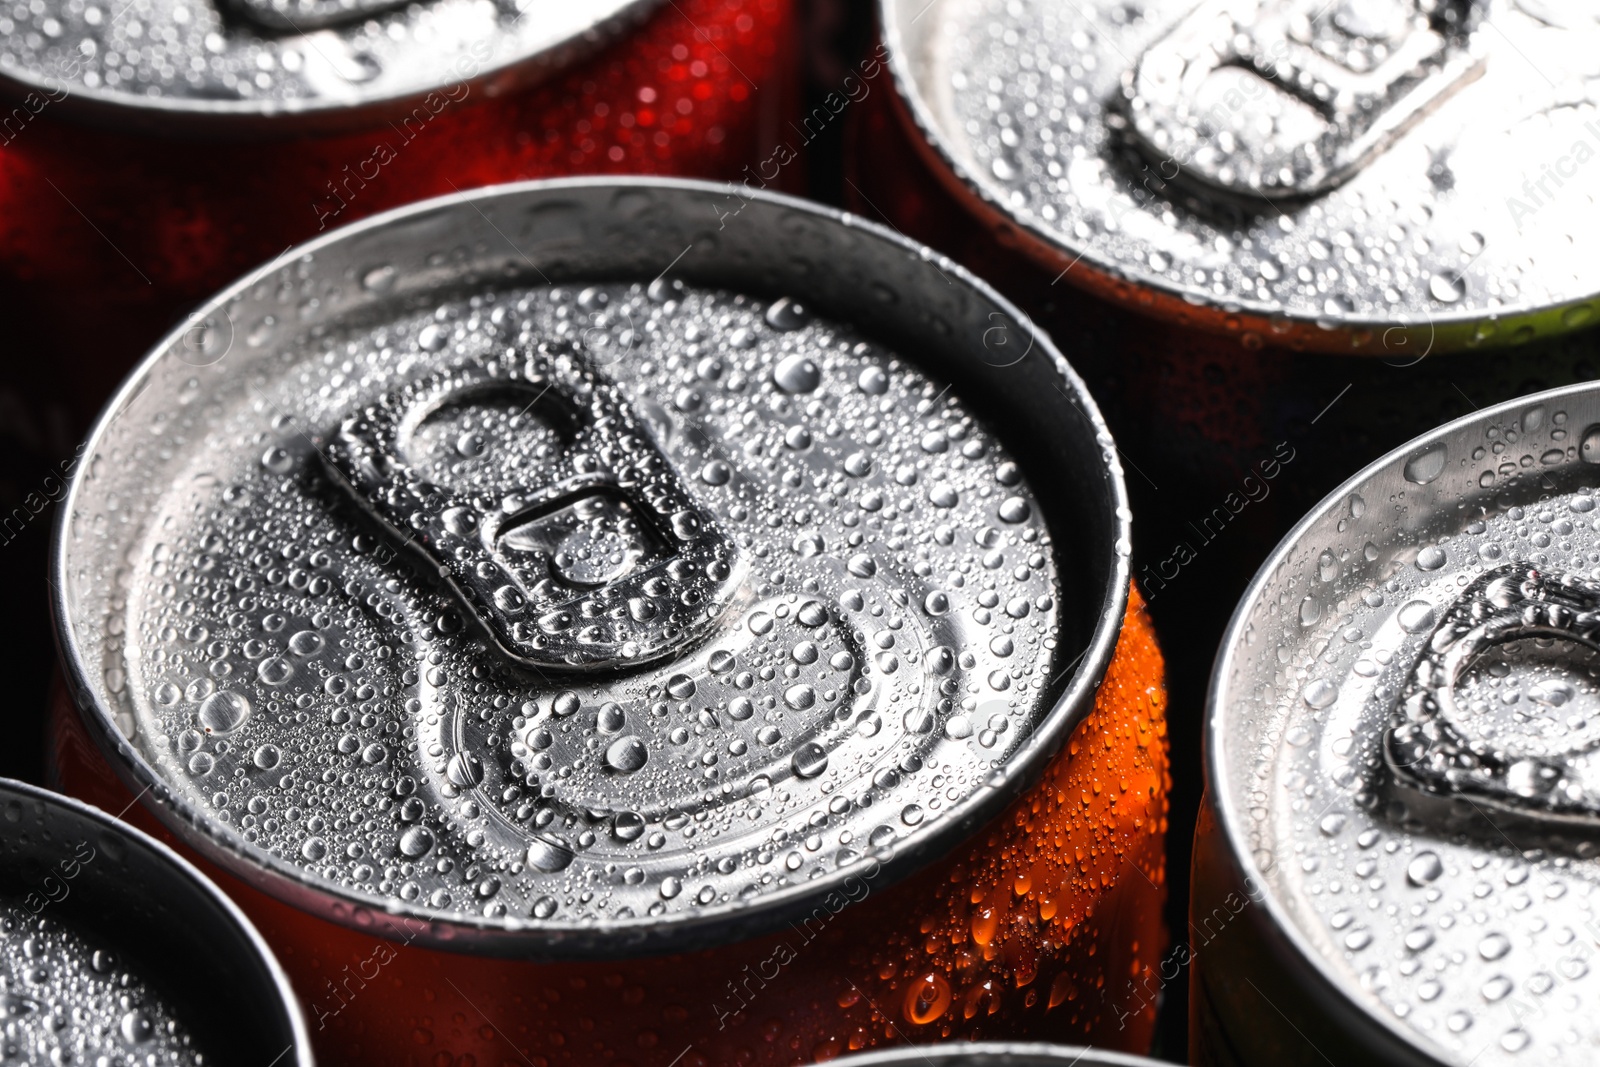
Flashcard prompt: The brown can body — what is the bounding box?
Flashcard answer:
[53,587,1168,1067]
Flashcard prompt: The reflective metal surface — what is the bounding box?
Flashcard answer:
[0,778,313,1067]
[829,1042,1172,1067]
[1209,381,1600,1064]
[54,177,1131,958]
[884,0,1600,351]
[0,0,656,130]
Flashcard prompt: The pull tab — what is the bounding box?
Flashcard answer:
[1387,565,1600,823]
[223,0,411,34]
[1120,0,1483,201]
[322,341,743,672]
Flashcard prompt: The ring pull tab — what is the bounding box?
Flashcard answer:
[1387,565,1600,824]
[1120,0,1483,201]
[222,0,412,34]
[322,340,743,672]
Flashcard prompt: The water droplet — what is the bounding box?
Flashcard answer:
[784,685,817,710]
[260,446,293,474]
[1407,851,1444,886]
[1479,932,1512,960]
[774,355,822,394]
[604,736,649,774]
[765,297,811,330]
[301,836,328,862]
[446,752,483,788]
[858,366,888,394]
[197,690,250,734]
[1582,424,1600,463]
[257,656,294,685]
[797,600,828,627]
[119,1009,154,1044]
[252,744,281,770]
[1398,601,1436,633]
[700,460,731,486]
[288,629,324,656]
[791,743,829,778]
[1428,273,1465,304]
[924,591,950,616]
[1404,445,1447,484]
[1303,680,1337,709]
[998,497,1030,523]
[527,835,574,872]
[399,826,434,858]
[1416,546,1447,571]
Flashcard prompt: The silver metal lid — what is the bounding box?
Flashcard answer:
[0,778,313,1066]
[884,0,1600,353]
[0,0,655,132]
[54,178,1131,958]
[1211,381,1600,1065]
[828,1042,1169,1067]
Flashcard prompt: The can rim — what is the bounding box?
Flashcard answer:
[51,175,1134,957]
[1204,378,1600,1064]
[876,0,1600,356]
[0,0,660,137]
[827,1041,1167,1067]
[0,776,315,1066]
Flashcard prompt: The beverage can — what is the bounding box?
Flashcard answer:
[1197,381,1600,1065]
[0,777,311,1066]
[51,176,1172,1065]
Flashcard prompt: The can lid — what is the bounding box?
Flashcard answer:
[0,0,654,131]
[1211,381,1600,1064]
[884,0,1600,352]
[828,1043,1166,1067]
[54,178,1131,957]
[0,779,313,1066]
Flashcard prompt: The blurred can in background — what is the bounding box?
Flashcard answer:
[50,178,1170,1067]
[0,776,312,1066]
[1195,381,1600,1065]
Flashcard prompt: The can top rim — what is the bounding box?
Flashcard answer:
[879,0,1600,354]
[828,1042,1170,1067]
[0,777,314,1066]
[0,0,657,133]
[52,175,1134,956]
[1206,378,1600,1065]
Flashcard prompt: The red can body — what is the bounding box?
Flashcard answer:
[0,0,797,432]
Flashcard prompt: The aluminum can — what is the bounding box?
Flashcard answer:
[851,5,1600,974]
[0,0,797,435]
[49,177,1170,1067]
[851,0,1600,553]
[1195,381,1600,1065]
[0,776,311,1065]
[830,1040,1175,1067]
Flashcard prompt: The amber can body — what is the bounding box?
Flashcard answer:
[52,590,1167,1067]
